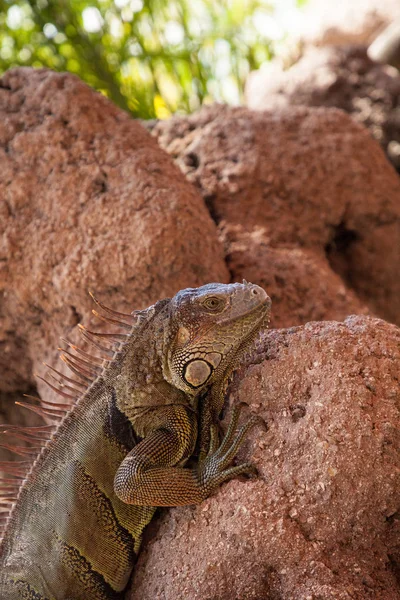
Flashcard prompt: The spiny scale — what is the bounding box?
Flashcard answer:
[0,430,51,444]
[0,478,26,485]
[59,356,93,383]
[0,425,55,438]
[46,372,83,396]
[78,324,115,356]
[60,339,109,366]
[0,465,29,479]
[88,291,136,324]
[91,309,132,331]
[43,363,87,390]
[22,395,72,411]
[15,401,66,421]
[35,375,78,401]
[0,444,40,457]
[76,329,128,341]
[0,292,136,543]
[0,460,31,471]
[36,398,74,412]
[58,350,103,375]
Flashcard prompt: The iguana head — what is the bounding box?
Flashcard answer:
[163,282,271,395]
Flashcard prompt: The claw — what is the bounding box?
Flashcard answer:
[198,404,267,497]
[207,423,220,456]
[218,415,263,466]
[220,463,258,481]
[216,402,246,457]
[218,404,266,459]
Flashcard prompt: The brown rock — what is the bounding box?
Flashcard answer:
[221,225,369,329]
[245,45,400,170]
[150,105,400,326]
[130,316,400,600]
[0,68,228,397]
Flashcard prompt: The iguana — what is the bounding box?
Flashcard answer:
[0,281,271,600]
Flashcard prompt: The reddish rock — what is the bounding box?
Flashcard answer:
[245,45,400,170]
[130,316,400,600]
[221,225,369,329]
[0,68,228,397]
[150,105,400,326]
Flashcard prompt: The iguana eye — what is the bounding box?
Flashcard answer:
[202,296,225,312]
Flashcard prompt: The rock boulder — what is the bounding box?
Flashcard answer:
[130,316,400,600]
[150,105,400,326]
[245,46,400,170]
[0,68,228,396]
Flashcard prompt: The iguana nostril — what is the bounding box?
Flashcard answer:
[249,285,270,307]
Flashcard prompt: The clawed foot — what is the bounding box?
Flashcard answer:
[197,403,267,497]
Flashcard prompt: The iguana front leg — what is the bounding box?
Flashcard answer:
[114,404,261,507]
[198,378,240,460]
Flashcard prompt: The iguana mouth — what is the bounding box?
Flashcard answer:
[237,294,272,341]
[220,295,271,327]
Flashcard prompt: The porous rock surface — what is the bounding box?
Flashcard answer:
[149,105,400,326]
[130,316,400,600]
[221,225,369,329]
[245,45,400,170]
[0,68,228,396]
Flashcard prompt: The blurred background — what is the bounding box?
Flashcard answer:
[0,0,399,140]
[0,0,307,119]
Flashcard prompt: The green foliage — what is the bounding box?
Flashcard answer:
[0,0,299,118]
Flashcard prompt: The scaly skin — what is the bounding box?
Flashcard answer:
[0,282,271,600]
